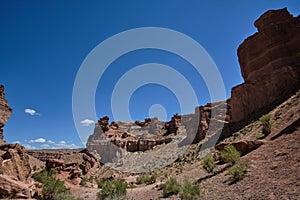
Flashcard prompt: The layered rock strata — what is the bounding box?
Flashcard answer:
[231,8,300,122]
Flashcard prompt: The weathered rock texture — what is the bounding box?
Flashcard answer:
[0,143,38,198]
[162,100,230,144]
[27,148,99,182]
[0,85,38,198]
[87,116,172,163]
[87,101,231,164]
[0,85,12,143]
[231,8,300,122]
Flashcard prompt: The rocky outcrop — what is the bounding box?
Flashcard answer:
[27,148,99,180]
[231,8,300,122]
[0,85,12,143]
[164,101,230,144]
[0,143,38,198]
[0,174,37,199]
[0,86,38,198]
[0,143,31,182]
[215,140,263,155]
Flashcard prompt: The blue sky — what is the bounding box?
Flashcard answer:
[0,1,299,149]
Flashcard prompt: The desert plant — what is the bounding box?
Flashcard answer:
[202,153,216,173]
[80,177,93,187]
[161,177,181,197]
[136,174,157,185]
[221,145,240,165]
[97,179,127,200]
[259,114,272,135]
[228,159,250,182]
[255,132,265,139]
[179,179,201,200]
[32,169,78,200]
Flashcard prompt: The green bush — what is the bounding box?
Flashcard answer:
[221,145,240,165]
[202,153,216,173]
[161,177,181,197]
[179,179,201,200]
[80,177,93,187]
[32,169,78,200]
[228,159,250,181]
[259,114,272,135]
[255,132,265,139]
[136,174,157,185]
[97,179,127,200]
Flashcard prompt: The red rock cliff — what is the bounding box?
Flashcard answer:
[0,85,12,143]
[231,8,300,122]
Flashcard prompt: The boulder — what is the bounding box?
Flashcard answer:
[0,143,31,182]
[215,140,264,155]
[0,174,37,199]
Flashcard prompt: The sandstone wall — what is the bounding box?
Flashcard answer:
[231,8,300,122]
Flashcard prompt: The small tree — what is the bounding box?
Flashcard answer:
[202,153,216,173]
[259,114,272,135]
[221,145,240,165]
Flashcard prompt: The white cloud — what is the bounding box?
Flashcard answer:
[25,108,40,116]
[20,139,82,150]
[29,138,46,143]
[80,119,95,126]
[23,144,36,150]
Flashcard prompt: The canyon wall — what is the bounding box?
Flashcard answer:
[231,8,300,122]
[0,85,12,143]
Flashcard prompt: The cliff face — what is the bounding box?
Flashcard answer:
[231,8,300,122]
[0,86,38,199]
[0,85,12,143]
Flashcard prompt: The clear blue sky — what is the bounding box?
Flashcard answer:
[0,1,299,149]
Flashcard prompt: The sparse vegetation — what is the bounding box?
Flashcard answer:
[179,179,201,200]
[80,177,93,187]
[161,177,201,199]
[259,114,272,135]
[221,145,241,165]
[136,174,157,185]
[32,169,78,200]
[228,159,250,181]
[202,153,216,173]
[97,179,127,200]
[161,177,181,197]
[255,132,265,139]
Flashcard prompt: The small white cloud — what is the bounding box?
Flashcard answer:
[47,140,55,144]
[23,144,36,150]
[41,144,50,148]
[80,119,95,126]
[25,108,40,116]
[29,138,46,143]
[59,140,66,144]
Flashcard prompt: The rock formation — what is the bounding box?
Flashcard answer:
[0,85,12,143]
[0,85,39,198]
[231,8,300,122]
[27,148,99,183]
[0,143,38,198]
[86,117,172,163]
